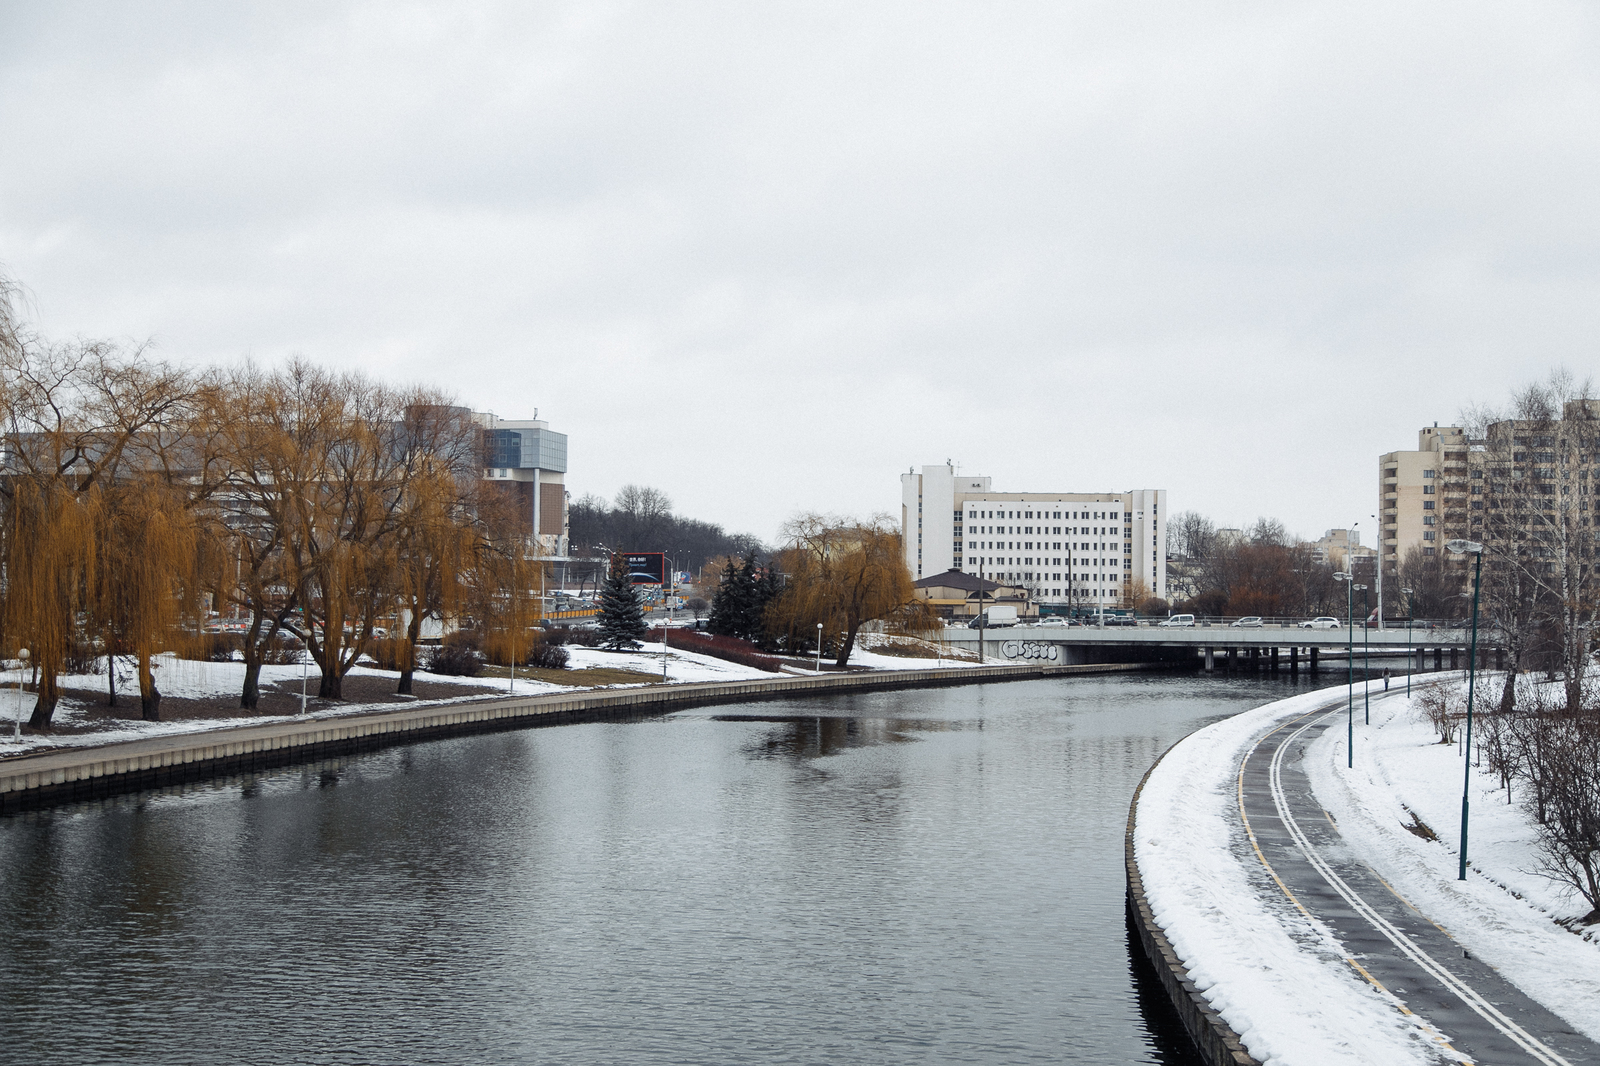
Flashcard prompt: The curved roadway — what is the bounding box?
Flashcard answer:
[1236,702,1600,1065]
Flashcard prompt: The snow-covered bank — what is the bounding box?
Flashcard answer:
[1306,687,1600,1043]
[0,639,981,761]
[1134,685,1452,1066]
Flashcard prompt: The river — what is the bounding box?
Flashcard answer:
[0,671,1357,1064]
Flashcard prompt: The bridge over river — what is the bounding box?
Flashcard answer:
[941,623,1482,672]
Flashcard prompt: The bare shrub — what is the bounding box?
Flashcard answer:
[1415,686,1463,744]
[1526,711,1600,923]
[526,641,569,670]
[426,632,483,677]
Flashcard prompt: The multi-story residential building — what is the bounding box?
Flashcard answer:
[1307,528,1376,568]
[1378,424,1471,574]
[899,462,1166,609]
[475,410,569,559]
[1381,404,1600,596]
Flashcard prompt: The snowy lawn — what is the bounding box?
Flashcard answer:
[1307,683,1600,1043]
[0,642,787,760]
[0,635,984,762]
[1136,684,1461,1066]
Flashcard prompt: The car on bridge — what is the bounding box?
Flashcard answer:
[1157,614,1195,628]
[1300,616,1340,629]
[1231,616,1263,628]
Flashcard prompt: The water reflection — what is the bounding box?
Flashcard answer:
[0,672,1348,1065]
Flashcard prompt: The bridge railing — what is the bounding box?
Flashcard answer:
[992,615,1470,631]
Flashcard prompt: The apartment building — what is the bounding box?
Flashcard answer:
[899,463,1166,608]
[1378,424,1470,574]
[475,410,569,559]
[1381,404,1600,587]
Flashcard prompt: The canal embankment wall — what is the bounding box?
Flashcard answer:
[1126,745,1260,1066]
[1,660,1161,813]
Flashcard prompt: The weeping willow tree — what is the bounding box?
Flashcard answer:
[766,513,936,667]
[94,476,197,720]
[1,302,196,729]
[7,480,99,727]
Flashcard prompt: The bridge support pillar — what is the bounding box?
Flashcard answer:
[1309,646,1319,673]
[1434,647,1443,670]
[1450,647,1459,670]
[1271,646,1280,673]
[1204,646,1214,672]
[1226,647,1237,672]
[1496,647,1505,671]
[1290,646,1299,674]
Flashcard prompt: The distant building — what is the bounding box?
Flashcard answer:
[474,411,568,559]
[912,569,1034,621]
[1307,528,1375,568]
[899,462,1166,610]
[1377,424,1468,575]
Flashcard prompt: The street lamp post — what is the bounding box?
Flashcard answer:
[1446,539,1484,881]
[1335,571,1353,768]
[14,648,28,738]
[1402,586,1415,697]
[815,622,823,674]
[1356,584,1370,724]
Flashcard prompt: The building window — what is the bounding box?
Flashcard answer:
[1423,531,1435,541]
[1424,547,1435,555]
[1423,501,1435,510]
[1423,470,1435,478]
[1423,485,1435,494]
[1423,516,1434,526]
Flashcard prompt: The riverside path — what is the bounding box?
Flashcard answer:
[1239,705,1600,1065]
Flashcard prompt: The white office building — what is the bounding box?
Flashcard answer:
[900,463,1166,609]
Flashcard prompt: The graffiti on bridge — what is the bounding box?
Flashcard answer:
[1000,640,1059,662]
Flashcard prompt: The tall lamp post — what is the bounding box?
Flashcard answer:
[1356,583,1370,724]
[1334,570,1353,768]
[1402,586,1415,697]
[1446,539,1484,881]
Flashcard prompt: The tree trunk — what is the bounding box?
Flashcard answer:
[27,665,58,730]
[106,651,118,708]
[138,652,161,722]
[319,666,342,700]
[241,658,262,709]
[398,607,423,695]
[834,619,860,668]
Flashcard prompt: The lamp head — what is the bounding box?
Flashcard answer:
[1334,572,1351,581]
[1354,583,1367,591]
[1402,586,1414,594]
[1445,539,1483,555]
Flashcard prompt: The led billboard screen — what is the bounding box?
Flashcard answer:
[623,552,666,585]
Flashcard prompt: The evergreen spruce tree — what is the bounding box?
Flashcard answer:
[598,552,648,650]
[707,557,744,637]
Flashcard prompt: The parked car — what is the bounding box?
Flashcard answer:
[1037,618,1068,628]
[1157,614,1196,628]
[1231,616,1263,628]
[1300,616,1340,629]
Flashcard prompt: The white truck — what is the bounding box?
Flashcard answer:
[978,606,1018,628]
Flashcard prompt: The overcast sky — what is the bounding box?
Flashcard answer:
[4,2,1598,545]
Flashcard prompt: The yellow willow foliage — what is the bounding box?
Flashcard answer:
[5,480,99,718]
[767,514,936,666]
[480,557,549,667]
[97,477,198,716]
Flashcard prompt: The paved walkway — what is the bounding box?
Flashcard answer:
[1238,705,1600,1066]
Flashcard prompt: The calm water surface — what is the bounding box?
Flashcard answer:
[0,672,1347,1065]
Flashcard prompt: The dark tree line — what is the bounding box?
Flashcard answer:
[568,485,763,577]
[1165,514,1344,618]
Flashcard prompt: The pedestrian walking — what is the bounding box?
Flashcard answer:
[1383,669,1391,691]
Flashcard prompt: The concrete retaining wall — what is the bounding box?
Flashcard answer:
[1125,746,1260,1066]
[1,661,1159,814]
